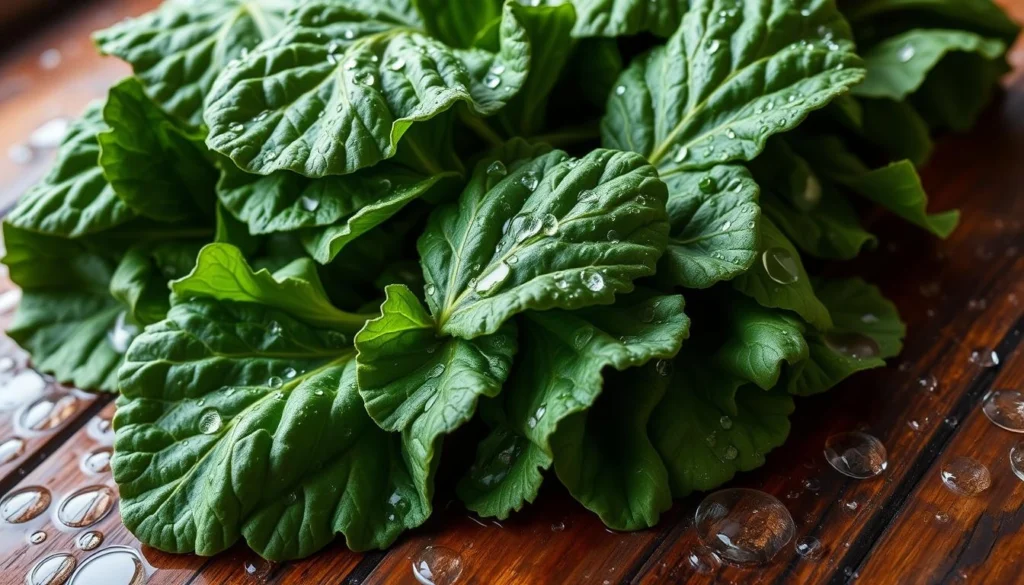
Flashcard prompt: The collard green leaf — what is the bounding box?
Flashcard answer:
[601,0,865,172]
[861,98,933,167]
[457,291,688,526]
[854,29,1006,100]
[414,0,501,48]
[658,164,761,289]
[216,161,456,264]
[355,284,517,495]
[651,356,793,496]
[845,0,1020,45]
[732,216,832,330]
[545,0,684,38]
[751,138,875,260]
[204,1,530,177]
[909,48,1007,132]
[786,277,904,395]
[110,241,202,325]
[421,143,668,338]
[172,243,370,332]
[794,136,959,237]
[114,242,425,559]
[98,78,217,222]
[93,0,288,126]
[7,103,136,237]
[713,293,808,390]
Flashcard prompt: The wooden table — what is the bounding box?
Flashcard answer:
[1,1,1023,584]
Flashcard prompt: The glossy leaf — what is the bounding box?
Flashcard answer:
[713,294,808,390]
[414,0,501,48]
[421,142,668,338]
[93,0,289,125]
[204,1,530,177]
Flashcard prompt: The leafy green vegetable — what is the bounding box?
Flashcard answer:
[4,0,1012,561]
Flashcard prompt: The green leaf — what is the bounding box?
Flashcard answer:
[98,77,217,222]
[794,136,959,237]
[786,277,904,395]
[860,98,933,167]
[355,284,517,495]
[421,142,668,338]
[110,241,202,325]
[7,103,136,237]
[733,216,832,330]
[548,0,684,38]
[845,0,1020,45]
[854,29,1006,100]
[601,0,865,172]
[713,293,808,390]
[658,164,761,289]
[751,138,875,260]
[651,355,793,496]
[909,47,1007,131]
[457,291,688,526]
[115,309,428,559]
[172,243,370,332]
[2,223,124,390]
[204,1,530,177]
[414,0,501,48]
[93,0,289,126]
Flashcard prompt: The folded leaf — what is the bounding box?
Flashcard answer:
[110,241,203,325]
[93,0,288,126]
[854,29,1006,100]
[860,98,933,166]
[601,0,864,172]
[414,0,501,48]
[659,164,760,288]
[786,277,905,395]
[458,291,688,527]
[355,284,517,495]
[421,142,668,338]
[6,103,135,237]
[733,216,832,330]
[204,1,530,177]
[713,293,808,390]
[651,356,794,496]
[550,0,684,38]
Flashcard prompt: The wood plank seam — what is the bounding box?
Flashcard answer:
[828,315,1024,585]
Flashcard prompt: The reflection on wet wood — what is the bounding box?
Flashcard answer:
[0,0,1023,584]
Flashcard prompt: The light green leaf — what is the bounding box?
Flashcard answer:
[93,0,289,125]
[421,143,668,338]
[651,355,794,496]
[733,216,832,330]
[355,284,517,495]
[204,1,530,177]
[601,0,864,172]
[854,29,1006,100]
[98,77,217,222]
[413,0,501,48]
[786,277,904,395]
[544,0,684,38]
[7,103,136,237]
[659,164,760,289]
[115,304,428,559]
[458,291,688,526]
[172,243,370,332]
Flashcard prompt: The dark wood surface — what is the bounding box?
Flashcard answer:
[1,1,1023,584]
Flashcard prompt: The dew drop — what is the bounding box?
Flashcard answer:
[577,189,597,203]
[198,409,223,434]
[0,437,25,464]
[551,520,566,532]
[268,320,282,336]
[674,146,689,163]
[358,72,375,86]
[655,359,673,377]
[475,262,511,297]
[81,447,112,474]
[795,536,823,559]
[1,486,51,523]
[574,328,594,349]
[722,445,738,460]
[486,160,507,177]
[935,512,950,523]
[77,531,104,551]
[707,39,721,54]
[823,332,881,360]
[388,57,406,71]
[615,85,626,96]
[107,311,138,354]
[283,367,298,379]
[694,488,795,566]
[411,546,463,585]
[698,175,716,193]
[0,369,47,410]
[425,283,437,296]
[916,374,938,393]
[762,247,799,284]
[982,390,1024,432]
[520,170,540,191]
[228,122,244,133]
[940,457,991,496]
[58,485,115,528]
[824,431,888,479]
[540,214,559,236]
[1010,441,1024,481]
[27,553,76,585]
[606,229,621,243]
[69,546,147,585]
[720,415,733,430]
[268,376,284,389]
[687,545,721,574]
[20,394,80,432]
[581,270,605,292]
[969,349,1000,367]
[344,28,355,40]
[725,129,736,139]
[898,44,915,62]
[426,363,446,380]
[483,73,501,88]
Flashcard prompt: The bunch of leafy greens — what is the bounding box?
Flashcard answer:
[2,0,1015,561]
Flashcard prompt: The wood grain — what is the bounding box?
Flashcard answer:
[0,0,1023,584]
